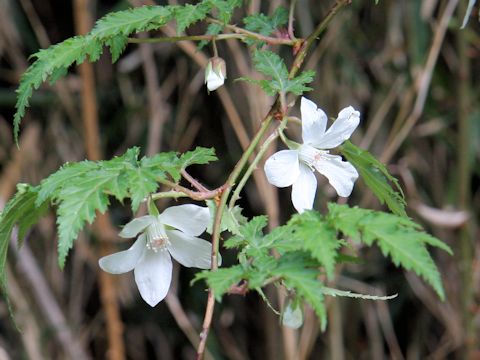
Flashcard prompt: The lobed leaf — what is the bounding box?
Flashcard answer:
[327,203,452,300]
[340,141,407,217]
[0,185,49,307]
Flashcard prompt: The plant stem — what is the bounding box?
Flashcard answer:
[157,179,224,201]
[128,31,298,46]
[197,115,274,359]
[196,2,351,358]
[228,118,287,209]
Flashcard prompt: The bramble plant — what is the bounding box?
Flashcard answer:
[0,1,453,358]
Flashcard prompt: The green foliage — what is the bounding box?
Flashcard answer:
[0,185,49,305]
[2,147,216,269]
[241,50,315,96]
[207,0,242,24]
[197,204,450,328]
[179,147,217,169]
[327,203,452,300]
[288,211,340,280]
[194,265,245,301]
[243,7,288,45]
[173,3,210,34]
[13,5,178,141]
[340,141,407,217]
[206,202,247,235]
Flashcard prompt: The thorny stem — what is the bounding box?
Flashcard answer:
[128,31,298,46]
[207,18,301,46]
[157,179,224,201]
[181,169,209,192]
[196,1,350,358]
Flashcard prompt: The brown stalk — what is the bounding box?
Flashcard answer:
[73,0,125,359]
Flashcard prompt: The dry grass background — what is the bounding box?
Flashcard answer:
[0,0,478,359]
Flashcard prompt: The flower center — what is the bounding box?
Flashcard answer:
[298,144,328,169]
[145,220,170,252]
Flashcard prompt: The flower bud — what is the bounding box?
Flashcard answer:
[205,57,226,92]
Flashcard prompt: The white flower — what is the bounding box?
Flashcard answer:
[264,97,360,213]
[99,204,212,307]
[205,57,226,91]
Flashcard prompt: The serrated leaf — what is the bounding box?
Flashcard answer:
[206,201,247,235]
[0,185,49,309]
[193,265,245,301]
[179,147,217,169]
[327,203,451,300]
[35,147,197,267]
[244,51,315,96]
[208,0,242,23]
[56,170,115,267]
[284,70,315,95]
[224,215,268,249]
[289,211,340,280]
[14,5,175,141]
[106,35,128,63]
[90,6,173,37]
[174,3,210,34]
[244,7,288,36]
[198,23,223,49]
[274,252,327,330]
[322,287,397,300]
[340,141,407,217]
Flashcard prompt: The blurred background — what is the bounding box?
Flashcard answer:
[0,0,479,359]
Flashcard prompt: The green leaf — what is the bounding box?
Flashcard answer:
[35,147,196,267]
[224,215,268,250]
[179,147,217,169]
[198,23,223,49]
[0,185,49,307]
[284,70,315,95]
[193,265,245,301]
[327,203,452,300]
[244,7,288,36]
[242,51,314,96]
[340,141,407,217]
[289,211,340,280]
[90,6,174,37]
[206,201,247,235]
[14,5,175,141]
[208,0,242,23]
[173,3,210,34]
[273,252,327,330]
[106,35,129,63]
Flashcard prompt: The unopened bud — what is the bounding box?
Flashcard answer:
[205,57,226,92]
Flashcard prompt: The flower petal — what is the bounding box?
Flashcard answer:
[291,163,317,213]
[313,106,360,149]
[134,250,172,307]
[166,230,212,269]
[301,97,328,145]
[119,215,155,238]
[264,150,300,187]
[98,234,146,274]
[160,204,210,236]
[314,154,358,197]
[206,72,224,91]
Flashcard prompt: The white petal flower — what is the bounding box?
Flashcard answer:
[205,57,226,92]
[99,204,212,307]
[264,97,360,213]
